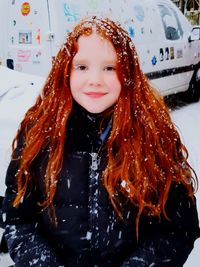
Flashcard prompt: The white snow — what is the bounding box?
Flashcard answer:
[0,66,45,196]
[0,66,200,266]
[171,103,200,267]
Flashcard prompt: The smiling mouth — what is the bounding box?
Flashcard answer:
[85,92,107,98]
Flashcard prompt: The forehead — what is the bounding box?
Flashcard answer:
[74,33,117,60]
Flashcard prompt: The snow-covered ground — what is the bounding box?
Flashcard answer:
[0,67,45,266]
[0,67,45,196]
[171,103,200,267]
[0,66,199,266]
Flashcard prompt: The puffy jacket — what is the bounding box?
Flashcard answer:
[2,104,200,267]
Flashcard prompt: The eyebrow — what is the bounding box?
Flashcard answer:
[72,58,117,65]
[72,58,88,64]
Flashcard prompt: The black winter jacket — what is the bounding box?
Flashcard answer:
[2,104,200,267]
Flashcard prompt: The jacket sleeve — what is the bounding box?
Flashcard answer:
[121,184,200,267]
[2,138,63,267]
[4,224,63,267]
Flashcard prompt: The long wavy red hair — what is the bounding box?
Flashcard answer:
[13,17,197,236]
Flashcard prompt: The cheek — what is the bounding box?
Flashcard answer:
[70,71,86,91]
[106,76,121,95]
[70,73,79,93]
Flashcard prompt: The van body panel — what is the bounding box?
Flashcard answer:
[5,0,52,75]
[1,0,200,96]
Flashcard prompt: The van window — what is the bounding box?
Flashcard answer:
[158,4,183,40]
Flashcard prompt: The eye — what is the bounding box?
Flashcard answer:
[74,64,88,71]
[104,66,116,71]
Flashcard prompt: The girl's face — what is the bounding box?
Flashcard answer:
[70,33,121,113]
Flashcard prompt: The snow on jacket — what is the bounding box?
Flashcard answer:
[2,104,200,267]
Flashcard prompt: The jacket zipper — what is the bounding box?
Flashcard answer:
[88,152,100,251]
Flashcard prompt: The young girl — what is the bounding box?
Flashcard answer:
[2,17,200,267]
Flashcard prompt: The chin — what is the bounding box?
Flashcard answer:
[83,106,107,114]
[85,108,105,114]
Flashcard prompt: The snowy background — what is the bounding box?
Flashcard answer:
[0,66,199,266]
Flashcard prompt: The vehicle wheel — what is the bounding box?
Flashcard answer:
[184,62,200,103]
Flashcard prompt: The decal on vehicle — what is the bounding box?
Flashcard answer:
[36,29,41,45]
[15,63,23,72]
[33,50,41,64]
[151,56,157,66]
[176,48,183,59]
[128,26,135,38]
[134,5,145,22]
[19,31,32,44]
[17,50,31,62]
[11,37,14,45]
[32,60,41,65]
[159,48,164,61]
[170,47,174,59]
[21,2,31,17]
[165,47,169,60]
[63,3,79,22]
[88,0,98,10]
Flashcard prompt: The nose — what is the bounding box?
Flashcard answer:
[88,69,102,87]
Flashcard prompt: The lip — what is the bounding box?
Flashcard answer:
[84,92,107,98]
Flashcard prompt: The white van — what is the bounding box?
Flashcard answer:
[1,0,200,99]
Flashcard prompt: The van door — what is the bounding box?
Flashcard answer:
[155,0,194,95]
[0,0,6,66]
[5,0,52,76]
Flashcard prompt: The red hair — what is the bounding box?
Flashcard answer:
[13,17,197,236]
